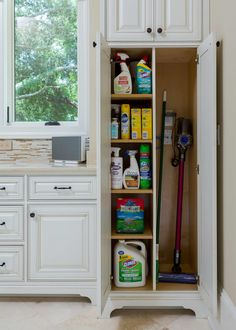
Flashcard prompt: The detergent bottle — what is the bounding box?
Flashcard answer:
[114,53,132,94]
[114,240,147,287]
[136,56,152,94]
[111,148,123,189]
[123,150,140,189]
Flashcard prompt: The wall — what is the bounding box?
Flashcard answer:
[211,0,236,305]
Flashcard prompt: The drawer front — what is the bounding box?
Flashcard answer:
[0,177,24,200]
[0,246,24,281]
[29,176,97,200]
[0,206,24,241]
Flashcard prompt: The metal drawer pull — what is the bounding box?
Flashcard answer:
[54,186,72,190]
[0,222,6,226]
[0,262,6,267]
[0,187,6,191]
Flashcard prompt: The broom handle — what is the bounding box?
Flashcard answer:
[156,91,167,278]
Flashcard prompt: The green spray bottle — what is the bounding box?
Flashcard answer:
[140,144,151,189]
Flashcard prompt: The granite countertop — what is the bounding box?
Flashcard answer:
[0,162,97,175]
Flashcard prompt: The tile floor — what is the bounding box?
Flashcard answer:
[0,297,212,330]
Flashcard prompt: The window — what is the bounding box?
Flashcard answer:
[0,0,89,137]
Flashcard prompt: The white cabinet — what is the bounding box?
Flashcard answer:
[96,33,217,317]
[107,0,153,42]
[28,204,97,281]
[107,0,203,42]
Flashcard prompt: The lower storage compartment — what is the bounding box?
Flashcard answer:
[0,246,24,281]
[28,204,97,281]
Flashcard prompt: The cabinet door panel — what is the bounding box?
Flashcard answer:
[197,33,217,316]
[155,0,202,41]
[28,205,96,280]
[107,0,153,41]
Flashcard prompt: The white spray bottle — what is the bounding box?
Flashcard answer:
[111,148,123,189]
[114,53,132,94]
[123,150,140,189]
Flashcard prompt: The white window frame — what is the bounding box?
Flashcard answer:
[0,0,89,138]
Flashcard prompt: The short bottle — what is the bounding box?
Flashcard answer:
[111,118,119,140]
[123,150,140,189]
[111,148,123,189]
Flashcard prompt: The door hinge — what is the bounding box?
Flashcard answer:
[110,274,113,280]
[196,164,200,175]
[195,55,199,65]
[7,106,10,124]
[217,124,221,146]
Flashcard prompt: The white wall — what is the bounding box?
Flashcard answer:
[211,0,236,305]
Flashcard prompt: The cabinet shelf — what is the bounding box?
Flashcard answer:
[111,224,153,240]
[111,189,153,194]
[111,139,152,144]
[111,94,152,101]
[111,275,153,292]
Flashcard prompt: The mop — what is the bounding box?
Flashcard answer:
[157,114,198,284]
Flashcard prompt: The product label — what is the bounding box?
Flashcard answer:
[119,253,142,282]
[116,198,144,233]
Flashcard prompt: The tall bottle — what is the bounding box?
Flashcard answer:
[136,56,152,94]
[111,148,123,189]
[140,144,151,189]
[114,53,132,94]
[123,150,140,189]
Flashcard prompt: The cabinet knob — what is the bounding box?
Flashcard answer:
[0,187,6,191]
[157,27,163,34]
[30,213,35,218]
[146,27,152,34]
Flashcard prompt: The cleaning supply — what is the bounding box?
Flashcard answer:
[121,104,131,139]
[116,198,144,233]
[136,56,152,94]
[114,53,132,94]
[131,108,141,140]
[114,240,146,287]
[140,144,151,189]
[142,108,152,140]
[111,118,119,140]
[111,148,123,189]
[111,104,121,139]
[123,150,140,189]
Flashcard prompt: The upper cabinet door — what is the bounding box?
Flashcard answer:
[197,33,217,316]
[107,0,153,42]
[155,0,202,42]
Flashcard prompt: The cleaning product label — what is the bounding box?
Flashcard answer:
[118,252,142,282]
[131,108,141,140]
[121,104,130,139]
[124,172,139,188]
[116,198,144,233]
[142,108,152,140]
[111,118,119,139]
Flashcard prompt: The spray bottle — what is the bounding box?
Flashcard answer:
[123,150,140,189]
[111,148,123,189]
[114,53,132,94]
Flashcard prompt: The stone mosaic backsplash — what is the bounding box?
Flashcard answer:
[0,140,52,163]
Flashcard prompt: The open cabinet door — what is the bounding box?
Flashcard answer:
[96,33,111,316]
[197,33,217,316]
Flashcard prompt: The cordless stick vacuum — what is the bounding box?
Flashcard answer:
[159,118,198,284]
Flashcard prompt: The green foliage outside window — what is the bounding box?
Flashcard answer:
[14,0,78,122]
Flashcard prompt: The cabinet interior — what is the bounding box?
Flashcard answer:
[110,47,198,292]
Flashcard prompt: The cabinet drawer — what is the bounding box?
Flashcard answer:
[0,177,24,200]
[0,246,24,281]
[0,206,24,241]
[29,176,97,200]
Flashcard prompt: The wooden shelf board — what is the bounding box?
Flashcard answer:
[156,282,198,291]
[111,189,153,194]
[111,139,152,144]
[111,94,153,101]
[111,275,153,292]
[111,225,153,240]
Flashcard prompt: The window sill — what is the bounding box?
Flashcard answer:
[0,127,87,139]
